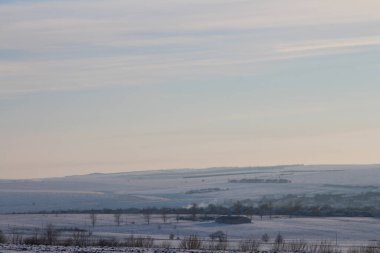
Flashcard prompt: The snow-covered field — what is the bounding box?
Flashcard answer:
[1,213,379,245]
[1,165,380,252]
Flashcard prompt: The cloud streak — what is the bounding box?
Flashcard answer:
[1,0,380,96]
[278,36,380,54]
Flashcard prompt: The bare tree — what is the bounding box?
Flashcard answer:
[285,240,308,252]
[233,201,243,215]
[125,235,154,248]
[190,203,198,221]
[179,234,202,249]
[10,227,23,244]
[143,210,151,225]
[258,204,264,220]
[245,206,254,219]
[160,241,172,249]
[275,233,284,244]
[268,201,273,219]
[0,229,6,244]
[161,212,167,223]
[239,238,261,252]
[114,213,122,226]
[44,223,59,245]
[258,202,273,220]
[272,233,285,251]
[261,233,270,242]
[89,212,97,228]
[208,231,228,250]
[72,228,88,247]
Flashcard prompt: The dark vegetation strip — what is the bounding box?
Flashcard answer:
[11,201,380,218]
[183,171,276,178]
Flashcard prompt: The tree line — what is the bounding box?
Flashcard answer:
[18,200,380,218]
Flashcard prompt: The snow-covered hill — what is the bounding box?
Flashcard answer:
[1,164,379,213]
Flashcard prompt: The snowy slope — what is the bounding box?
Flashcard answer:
[0,165,379,213]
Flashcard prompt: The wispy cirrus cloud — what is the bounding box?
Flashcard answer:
[277,36,380,54]
[1,0,380,95]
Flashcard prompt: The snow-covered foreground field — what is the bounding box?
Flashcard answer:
[1,165,379,251]
[1,244,138,252]
[1,214,379,245]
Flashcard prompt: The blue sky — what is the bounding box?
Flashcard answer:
[1,0,380,178]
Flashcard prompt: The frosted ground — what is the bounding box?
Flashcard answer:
[1,164,380,250]
[1,213,380,245]
[1,165,380,213]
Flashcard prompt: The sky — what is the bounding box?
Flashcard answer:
[1,0,380,179]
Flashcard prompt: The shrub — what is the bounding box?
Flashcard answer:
[272,234,285,251]
[0,229,7,244]
[23,228,42,245]
[124,235,154,248]
[348,244,380,253]
[239,238,261,252]
[43,224,59,245]
[308,241,341,253]
[98,238,119,247]
[209,230,227,241]
[215,215,251,224]
[275,233,284,244]
[179,234,202,249]
[159,241,172,249]
[62,238,74,246]
[261,233,270,242]
[208,240,228,251]
[285,240,308,252]
[71,228,89,247]
[208,231,228,250]
[24,236,44,245]
[10,228,23,244]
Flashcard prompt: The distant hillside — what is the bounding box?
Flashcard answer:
[0,164,379,213]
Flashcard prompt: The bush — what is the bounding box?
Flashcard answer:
[285,240,308,252]
[215,215,251,224]
[24,236,45,245]
[62,238,74,246]
[348,244,380,253]
[208,231,228,250]
[261,233,270,242]
[179,234,202,249]
[71,228,89,247]
[159,241,172,249]
[275,233,284,244]
[124,235,154,248]
[308,241,341,253]
[208,240,228,251]
[209,230,227,241]
[98,238,119,247]
[10,228,23,244]
[0,229,7,244]
[43,224,59,245]
[272,234,285,251]
[239,238,261,252]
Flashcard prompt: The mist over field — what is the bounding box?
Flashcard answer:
[1,164,379,213]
